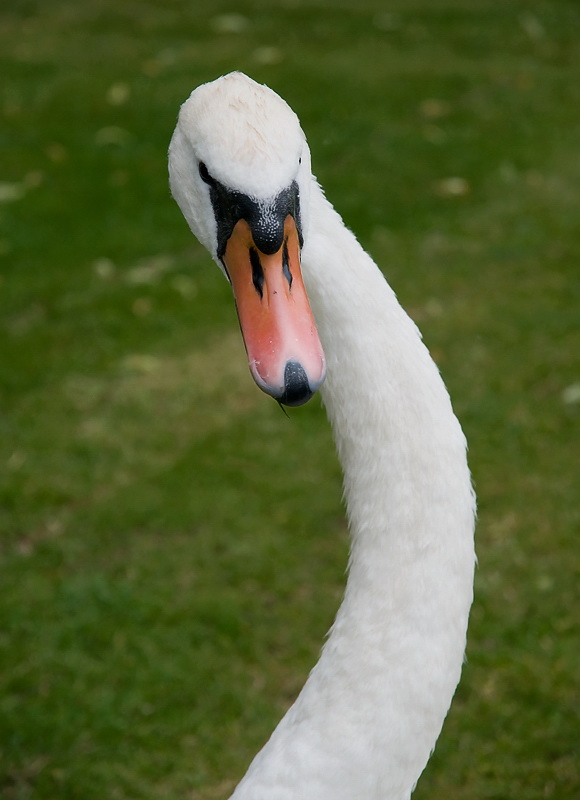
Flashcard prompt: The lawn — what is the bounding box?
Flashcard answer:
[1,0,578,798]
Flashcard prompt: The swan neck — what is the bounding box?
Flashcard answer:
[230,181,476,800]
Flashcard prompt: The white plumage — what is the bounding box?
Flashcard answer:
[169,72,476,800]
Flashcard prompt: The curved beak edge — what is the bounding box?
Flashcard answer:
[223,216,326,406]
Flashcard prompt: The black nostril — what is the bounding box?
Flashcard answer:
[249,246,264,298]
[279,361,314,407]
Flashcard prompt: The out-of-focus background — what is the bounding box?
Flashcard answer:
[1,1,578,798]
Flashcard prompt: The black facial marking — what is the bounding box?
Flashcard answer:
[205,176,303,261]
[282,239,293,289]
[249,247,264,298]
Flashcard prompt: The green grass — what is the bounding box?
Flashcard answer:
[1,0,579,798]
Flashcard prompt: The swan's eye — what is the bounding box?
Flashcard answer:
[198,161,213,185]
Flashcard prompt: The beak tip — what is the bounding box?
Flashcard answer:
[279,359,323,406]
[251,359,326,407]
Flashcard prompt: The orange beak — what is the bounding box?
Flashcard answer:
[222,215,326,406]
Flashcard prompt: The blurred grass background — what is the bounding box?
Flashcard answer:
[1,0,579,798]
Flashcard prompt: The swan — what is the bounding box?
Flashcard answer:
[168,72,476,800]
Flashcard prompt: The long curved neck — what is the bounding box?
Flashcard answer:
[230,181,476,800]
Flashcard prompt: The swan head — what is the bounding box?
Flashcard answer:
[169,72,325,406]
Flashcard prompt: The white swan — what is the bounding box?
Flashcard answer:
[169,72,476,800]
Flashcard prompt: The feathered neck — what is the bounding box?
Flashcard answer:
[229,180,476,800]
